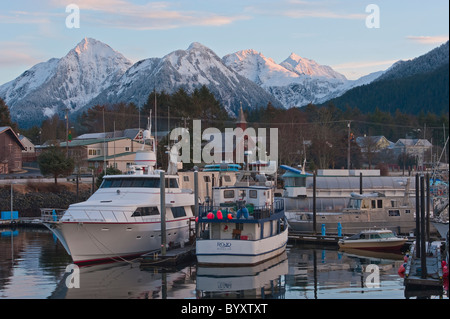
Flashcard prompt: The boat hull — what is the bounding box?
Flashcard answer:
[196,228,288,266]
[338,238,407,251]
[44,218,192,264]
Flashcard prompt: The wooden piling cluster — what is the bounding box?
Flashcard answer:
[403,173,445,298]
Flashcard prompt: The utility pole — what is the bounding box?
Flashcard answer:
[65,108,69,157]
[347,121,351,169]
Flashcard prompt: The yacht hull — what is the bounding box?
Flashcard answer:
[44,218,192,264]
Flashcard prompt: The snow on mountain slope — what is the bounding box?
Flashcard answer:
[281,53,348,81]
[0,38,133,126]
[1,38,389,127]
[0,58,59,107]
[93,42,283,116]
[223,49,358,108]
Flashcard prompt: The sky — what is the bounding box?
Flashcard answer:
[0,0,448,84]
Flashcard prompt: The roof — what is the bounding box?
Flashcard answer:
[87,151,136,161]
[395,138,432,148]
[59,137,127,147]
[0,126,25,150]
[76,128,143,140]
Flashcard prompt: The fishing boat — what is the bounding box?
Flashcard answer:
[195,165,288,266]
[338,229,408,251]
[41,121,195,265]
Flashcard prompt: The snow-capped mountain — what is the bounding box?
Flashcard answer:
[0,38,132,126]
[223,49,379,108]
[91,42,283,116]
[0,38,386,127]
[280,53,347,81]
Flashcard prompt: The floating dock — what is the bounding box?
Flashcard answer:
[404,241,444,298]
[288,230,342,245]
[140,245,196,267]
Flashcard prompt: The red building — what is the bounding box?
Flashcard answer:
[0,126,25,174]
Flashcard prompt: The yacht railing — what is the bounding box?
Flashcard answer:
[40,208,160,223]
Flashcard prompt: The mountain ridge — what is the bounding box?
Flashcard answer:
[1,38,448,128]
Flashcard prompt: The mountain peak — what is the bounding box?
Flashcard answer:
[187,42,210,51]
[281,53,347,80]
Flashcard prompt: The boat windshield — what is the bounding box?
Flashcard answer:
[101,178,160,188]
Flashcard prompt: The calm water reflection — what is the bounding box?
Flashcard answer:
[0,228,447,299]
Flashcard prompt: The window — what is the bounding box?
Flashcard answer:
[171,207,186,218]
[132,207,159,217]
[183,176,190,182]
[371,200,376,209]
[405,209,411,214]
[377,200,383,208]
[391,200,397,208]
[203,176,211,183]
[168,178,179,188]
[389,210,400,216]
[223,175,231,182]
[125,147,130,152]
[249,190,257,198]
[223,190,235,198]
[100,178,161,188]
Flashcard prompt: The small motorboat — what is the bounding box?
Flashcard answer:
[338,229,407,251]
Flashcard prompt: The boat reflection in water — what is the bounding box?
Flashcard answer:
[196,252,288,299]
[52,261,197,299]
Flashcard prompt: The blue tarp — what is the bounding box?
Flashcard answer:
[1,211,19,220]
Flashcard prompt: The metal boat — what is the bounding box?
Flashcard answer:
[196,165,287,266]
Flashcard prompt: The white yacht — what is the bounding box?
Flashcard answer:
[41,127,195,265]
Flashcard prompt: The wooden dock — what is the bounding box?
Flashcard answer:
[140,245,196,267]
[404,241,444,298]
[288,231,342,245]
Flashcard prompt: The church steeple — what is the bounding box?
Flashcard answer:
[236,104,247,130]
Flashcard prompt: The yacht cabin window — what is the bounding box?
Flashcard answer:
[100,178,161,188]
[171,207,186,218]
[132,206,159,217]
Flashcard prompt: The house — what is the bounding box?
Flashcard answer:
[0,126,25,174]
[393,138,433,168]
[356,135,394,153]
[59,136,152,174]
[18,135,36,162]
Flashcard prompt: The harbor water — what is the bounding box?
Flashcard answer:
[0,227,447,299]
